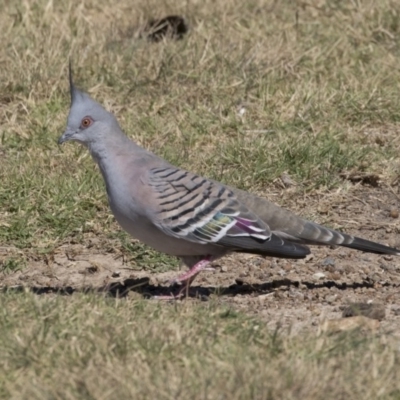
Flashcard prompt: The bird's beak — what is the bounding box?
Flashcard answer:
[58,129,74,145]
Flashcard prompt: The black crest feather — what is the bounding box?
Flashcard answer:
[68,60,77,104]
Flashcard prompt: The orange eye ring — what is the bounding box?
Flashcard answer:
[81,117,93,129]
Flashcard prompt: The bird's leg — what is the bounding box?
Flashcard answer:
[154,257,212,300]
[169,257,211,286]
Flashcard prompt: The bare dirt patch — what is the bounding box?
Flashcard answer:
[2,183,400,335]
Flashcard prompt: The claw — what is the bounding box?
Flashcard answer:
[154,256,212,300]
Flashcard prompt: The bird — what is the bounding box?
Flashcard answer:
[58,67,400,299]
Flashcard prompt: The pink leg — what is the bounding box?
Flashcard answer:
[154,257,212,300]
[169,258,211,285]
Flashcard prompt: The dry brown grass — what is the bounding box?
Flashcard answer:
[1,0,400,398]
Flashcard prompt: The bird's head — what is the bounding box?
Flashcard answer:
[58,63,119,148]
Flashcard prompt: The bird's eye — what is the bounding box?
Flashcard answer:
[80,117,93,129]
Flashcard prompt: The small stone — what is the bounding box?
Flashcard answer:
[258,293,273,301]
[390,208,399,219]
[392,307,400,316]
[325,265,336,273]
[237,106,246,117]
[325,294,338,304]
[305,254,314,263]
[322,257,335,267]
[299,283,307,290]
[344,264,356,274]
[313,272,326,279]
[274,290,285,299]
[111,271,121,278]
[369,273,382,283]
[329,272,342,281]
[290,292,304,301]
[258,272,271,280]
[221,265,228,272]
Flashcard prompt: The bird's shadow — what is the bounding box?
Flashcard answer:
[0,276,390,300]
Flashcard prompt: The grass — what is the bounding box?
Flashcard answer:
[2,0,400,258]
[1,0,400,398]
[0,291,399,399]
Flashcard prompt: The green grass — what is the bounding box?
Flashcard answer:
[0,291,399,399]
[1,0,400,397]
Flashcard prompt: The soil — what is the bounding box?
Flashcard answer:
[1,183,400,335]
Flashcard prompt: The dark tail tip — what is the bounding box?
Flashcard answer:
[344,237,400,255]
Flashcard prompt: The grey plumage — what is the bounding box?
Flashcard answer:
[232,187,398,255]
[58,70,399,298]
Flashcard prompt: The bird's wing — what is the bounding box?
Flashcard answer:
[145,166,310,259]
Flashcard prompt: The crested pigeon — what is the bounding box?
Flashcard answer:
[58,68,400,299]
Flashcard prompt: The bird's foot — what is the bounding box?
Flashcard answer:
[153,257,212,300]
[168,258,212,285]
[153,282,194,300]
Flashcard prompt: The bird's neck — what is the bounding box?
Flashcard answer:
[87,133,130,165]
[87,134,152,190]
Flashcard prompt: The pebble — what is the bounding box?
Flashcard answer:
[292,292,304,301]
[329,272,341,281]
[258,293,273,302]
[369,273,382,283]
[390,208,399,219]
[347,265,360,274]
[313,272,326,279]
[274,290,286,299]
[392,307,400,316]
[299,283,307,290]
[322,257,335,267]
[325,294,338,304]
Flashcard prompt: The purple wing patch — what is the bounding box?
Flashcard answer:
[232,217,269,239]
